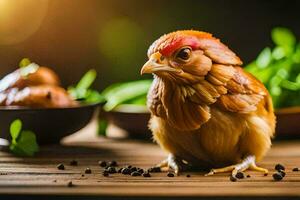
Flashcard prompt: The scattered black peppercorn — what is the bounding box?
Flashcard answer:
[292,167,299,172]
[102,171,109,177]
[57,163,65,170]
[167,172,175,177]
[108,161,117,167]
[67,181,73,187]
[230,175,237,182]
[264,173,268,176]
[278,170,286,177]
[118,168,123,173]
[53,180,57,182]
[127,165,132,169]
[246,174,251,178]
[130,167,138,172]
[275,164,285,171]
[272,172,283,181]
[70,160,78,166]
[186,174,191,178]
[137,169,144,174]
[131,171,141,176]
[98,161,107,167]
[148,167,161,173]
[235,172,244,179]
[142,172,151,177]
[85,168,92,174]
[121,168,131,175]
[81,174,85,177]
[107,167,117,174]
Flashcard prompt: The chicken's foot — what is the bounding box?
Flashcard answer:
[156,154,190,175]
[205,155,268,177]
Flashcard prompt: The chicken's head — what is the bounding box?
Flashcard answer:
[141,30,242,84]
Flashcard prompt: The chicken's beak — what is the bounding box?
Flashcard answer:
[141,52,182,75]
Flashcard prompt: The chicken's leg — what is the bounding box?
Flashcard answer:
[205,155,268,176]
[156,154,190,175]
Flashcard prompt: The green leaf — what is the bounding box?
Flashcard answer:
[19,58,31,68]
[256,47,272,69]
[68,69,99,102]
[124,95,147,105]
[10,119,22,141]
[272,46,286,60]
[98,119,108,136]
[296,73,300,83]
[271,27,296,48]
[77,69,97,90]
[102,80,152,111]
[85,89,106,103]
[9,130,39,157]
[293,43,300,63]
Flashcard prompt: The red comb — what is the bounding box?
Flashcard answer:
[147,30,214,58]
[160,36,200,56]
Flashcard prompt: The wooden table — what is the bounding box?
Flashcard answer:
[0,125,300,200]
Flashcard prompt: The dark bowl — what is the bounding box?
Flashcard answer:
[275,107,300,138]
[0,102,102,144]
[105,105,151,139]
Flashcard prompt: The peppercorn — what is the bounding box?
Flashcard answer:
[167,172,175,177]
[102,171,109,177]
[107,167,117,174]
[70,160,78,166]
[121,168,131,175]
[246,174,251,178]
[275,164,285,171]
[148,167,161,172]
[230,175,237,182]
[130,167,138,172]
[57,163,65,170]
[235,172,244,179]
[131,171,141,176]
[108,160,117,167]
[272,172,283,181]
[118,168,123,173]
[67,181,73,187]
[85,167,92,174]
[98,161,107,167]
[292,167,299,172]
[142,172,151,177]
[186,174,191,178]
[278,169,286,177]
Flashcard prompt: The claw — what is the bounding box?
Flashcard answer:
[205,169,215,176]
[155,154,190,175]
[205,155,268,177]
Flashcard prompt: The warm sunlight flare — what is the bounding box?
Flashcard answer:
[0,0,48,45]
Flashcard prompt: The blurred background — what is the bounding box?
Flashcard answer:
[0,0,300,90]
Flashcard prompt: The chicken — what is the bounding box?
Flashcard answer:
[0,85,78,108]
[140,30,276,176]
[0,63,60,93]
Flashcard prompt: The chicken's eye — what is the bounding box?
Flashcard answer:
[176,48,191,61]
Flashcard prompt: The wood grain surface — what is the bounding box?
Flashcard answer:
[0,126,299,199]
